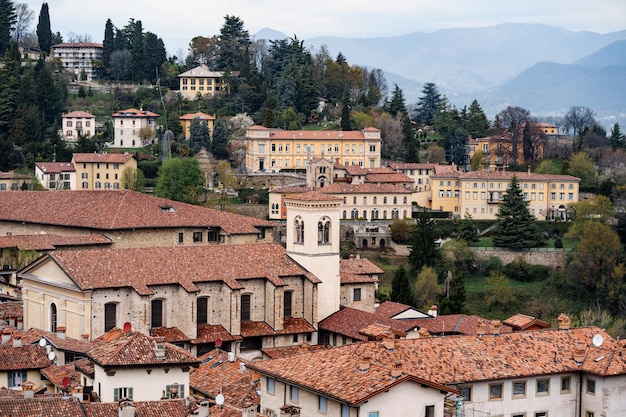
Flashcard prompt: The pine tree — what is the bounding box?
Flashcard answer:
[102,19,115,73]
[459,213,479,243]
[188,117,210,153]
[408,210,441,271]
[211,118,229,160]
[0,0,16,56]
[391,265,414,306]
[415,82,442,125]
[609,123,624,149]
[36,3,52,54]
[386,84,406,117]
[492,176,544,248]
[465,99,490,138]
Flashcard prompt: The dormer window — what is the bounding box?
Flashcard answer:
[160,206,176,212]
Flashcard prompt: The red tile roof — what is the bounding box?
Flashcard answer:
[191,349,260,409]
[21,328,98,354]
[71,153,135,164]
[365,172,413,183]
[431,169,580,182]
[0,234,112,251]
[34,162,75,174]
[319,307,394,342]
[40,362,81,390]
[150,327,191,343]
[261,343,332,359]
[321,183,413,194]
[0,190,273,235]
[193,324,238,344]
[503,313,550,330]
[62,111,95,118]
[284,190,342,202]
[249,327,625,406]
[340,257,383,283]
[86,331,199,369]
[240,321,276,337]
[0,301,22,321]
[278,317,316,335]
[0,344,52,371]
[82,399,190,417]
[249,127,379,141]
[111,108,159,118]
[387,162,437,170]
[179,112,216,121]
[0,397,85,417]
[40,243,317,295]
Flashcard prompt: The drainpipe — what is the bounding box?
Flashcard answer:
[578,372,583,417]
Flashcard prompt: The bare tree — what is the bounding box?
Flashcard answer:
[12,3,34,44]
[495,106,531,167]
[66,32,93,43]
[563,106,596,137]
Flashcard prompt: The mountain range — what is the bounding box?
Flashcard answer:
[255,24,626,125]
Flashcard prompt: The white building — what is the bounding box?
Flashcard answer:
[110,108,159,148]
[51,43,103,81]
[60,111,96,142]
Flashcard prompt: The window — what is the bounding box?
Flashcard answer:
[368,413,379,417]
[536,378,549,395]
[513,381,527,398]
[193,231,203,243]
[104,303,117,332]
[458,386,472,402]
[207,230,219,242]
[165,383,185,399]
[267,377,275,394]
[290,385,299,402]
[294,217,304,244]
[425,405,435,417]
[178,232,184,244]
[586,378,595,394]
[353,288,361,302]
[535,413,547,417]
[319,396,327,413]
[50,303,57,332]
[241,294,251,321]
[284,291,292,318]
[113,387,134,401]
[489,383,503,400]
[151,300,163,328]
[82,182,88,189]
[341,405,350,417]
[318,218,331,244]
[197,297,208,324]
[560,376,571,394]
[8,371,27,387]
[586,412,594,417]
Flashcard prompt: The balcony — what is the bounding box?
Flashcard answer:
[487,197,503,204]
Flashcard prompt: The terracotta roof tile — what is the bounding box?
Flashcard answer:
[86,331,199,368]
[179,112,216,120]
[40,362,81,390]
[150,327,191,343]
[358,323,406,339]
[191,349,260,409]
[71,153,135,164]
[340,258,383,284]
[251,127,379,141]
[0,344,52,371]
[0,387,22,398]
[193,324,238,344]
[365,173,413,183]
[248,327,624,406]
[41,243,316,295]
[278,317,316,335]
[0,397,85,417]
[321,183,413,194]
[82,399,189,417]
[284,190,342,202]
[0,301,22,320]
[503,313,550,330]
[62,111,95,118]
[387,162,437,170]
[319,307,394,342]
[34,162,75,174]
[240,321,276,337]
[0,234,112,251]
[261,343,332,359]
[21,328,98,354]
[0,190,273,235]
[74,358,94,377]
[111,108,159,118]
[431,169,580,182]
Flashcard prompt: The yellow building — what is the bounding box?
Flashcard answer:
[178,64,229,100]
[180,112,216,140]
[0,171,31,191]
[430,169,580,220]
[72,152,137,190]
[472,123,547,170]
[245,126,382,172]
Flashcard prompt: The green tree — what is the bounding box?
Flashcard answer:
[390,219,412,244]
[391,265,414,306]
[188,117,210,154]
[131,20,145,81]
[534,160,560,174]
[491,176,544,248]
[485,271,514,311]
[566,195,614,240]
[36,3,52,54]
[469,149,486,171]
[465,99,490,138]
[414,266,439,310]
[458,213,479,243]
[102,18,115,72]
[0,0,16,55]
[154,157,204,204]
[414,82,442,125]
[74,134,98,153]
[120,166,145,191]
[566,221,624,312]
[143,32,166,84]
[438,270,466,314]
[386,84,407,117]
[568,152,596,189]
[216,15,250,71]
[211,118,229,160]
[408,210,441,271]
[609,123,624,149]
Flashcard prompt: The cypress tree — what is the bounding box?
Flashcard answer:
[408,210,441,272]
[102,19,115,72]
[211,118,229,160]
[36,3,52,54]
[0,0,16,56]
[391,265,414,306]
[188,118,210,154]
[131,20,144,82]
[491,176,545,248]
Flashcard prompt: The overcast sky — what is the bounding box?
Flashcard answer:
[20,0,626,56]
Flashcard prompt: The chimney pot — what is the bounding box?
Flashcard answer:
[476,321,487,336]
[57,326,67,339]
[490,320,502,335]
[558,313,571,330]
[12,334,22,347]
[359,355,371,371]
[390,362,403,378]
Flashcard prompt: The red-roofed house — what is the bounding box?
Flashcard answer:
[110,108,159,148]
[60,111,96,142]
[339,256,382,313]
[180,112,216,140]
[34,162,76,190]
[71,152,137,190]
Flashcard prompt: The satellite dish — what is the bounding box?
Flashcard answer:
[123,322,132,333]
[215,338,223,348]
[48,351,56,361]
[215,394,225,405]
[592,334,604,347]
[45,345,52,354]
[62,377,70,387]
[39,338,46,347]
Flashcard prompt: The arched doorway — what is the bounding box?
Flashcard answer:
[362,239,368,248]
[379,239,386,248]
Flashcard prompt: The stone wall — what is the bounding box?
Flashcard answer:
[472,248,570,269]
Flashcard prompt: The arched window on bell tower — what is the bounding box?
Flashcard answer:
[318,217,331,245]
[294,216,304,244]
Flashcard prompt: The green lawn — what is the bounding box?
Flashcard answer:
[466,237,577,249]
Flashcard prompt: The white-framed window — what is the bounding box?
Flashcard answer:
[113,387,134,401]
[8,371,27,387]
[165,383,185,399]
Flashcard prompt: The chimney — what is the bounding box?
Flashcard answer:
[557,313,571,330]
[228,351,236,362]
[81,334,90,341]
[527,165,531,174]
[72,385,84,402]
[192,400,210,417]
[476,321,487,337]
[17,317,23,330]
[22,381,35,399]
[381,335,395,351]
[390,362,403,378]
[418,328,430,338]
[154,337,166,359]
[490,320,502,336]
[118,399,136,417]
[57,326,67,340]
[12,334,22,347]
[427,305,438,318]
[573,342,586,363]
[1,329,11,344]
[358,355,371,372]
